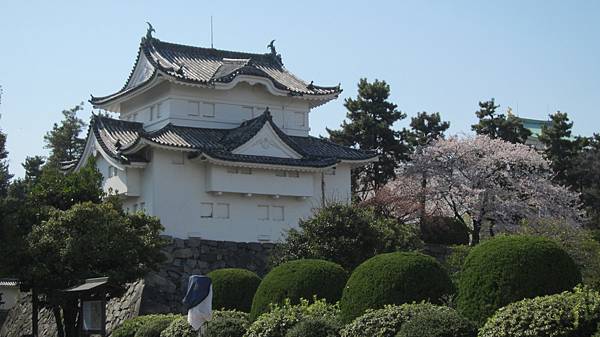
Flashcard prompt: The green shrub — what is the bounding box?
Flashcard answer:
[271,204,422,270]
[207,268,261,312]
[444,245,471,286]
[250,259,347,320]
[285,318,340,337]
[134,315,178,337]
[340,252,453,322]
[205,310,249,337]
[479,286,600,337]
[341,303,456,337]
[113,314,178,337]
[395,306,475,337]
[160,316,194,337]
[421,216,470,245]
[456,235,582,325]
[246,298,340,337]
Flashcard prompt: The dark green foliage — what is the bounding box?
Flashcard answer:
[207,268,261,312]
[405,112,450,149]
[327,78,409,197]
[272,204,422,270]
[539,111,582,185]
[134,315,177,337]
[250,259,347,320]
[479,286,600,337]
[113,314,179,337]
[456,235,581,325]
[572,134,600,226]
[44,103,86,168]
[420,216,469,245]
[340,252,453,323]
[285,318,340,337]
[471,99,531,143]
[160,316,195,337]
[444,245,471,286]
[204,310,249,337]
[22,156,45,184]
[0,129,12,197]
[246,299,340,337]
[341,303,457,337]
[395,306,476,337]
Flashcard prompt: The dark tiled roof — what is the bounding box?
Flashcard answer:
[91,37,341,105]
[87,111,375,168]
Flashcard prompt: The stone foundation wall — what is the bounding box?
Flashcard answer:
[0,238,274,337]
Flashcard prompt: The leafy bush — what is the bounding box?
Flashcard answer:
[340,303,458,337]
[250,259,347,320]
[421,216,470,245]
[456,235,582,325]
[395,306,476,337]
[205,310,249,337]
[134,315,178,337]
[113,314,178,337]
[271,204,422,270]
[207,268,261,312]
[479,286,600,337]
[245,298,340,337]
[160,316,194,337]
[285,318,340,337]
[340,252,453,322]
[444,245,471,286]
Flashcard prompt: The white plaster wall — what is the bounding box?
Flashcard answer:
[96,156,141,197]
[119,82,311,136]
[0,286,19,310]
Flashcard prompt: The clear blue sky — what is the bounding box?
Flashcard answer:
[1,1,599,178]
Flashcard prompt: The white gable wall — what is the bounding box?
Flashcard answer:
[118,82,311,136]
[110,148,352,242]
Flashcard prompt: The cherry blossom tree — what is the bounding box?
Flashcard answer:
[373,135,583,245]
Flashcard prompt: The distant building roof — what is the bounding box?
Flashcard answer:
[0,279,19,287]
[75,109,376,170]
[517,117,551,138]
[90,36,341,107]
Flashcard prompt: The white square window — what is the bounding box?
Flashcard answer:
[272,206,284,221]
[203,103,216,117]
[149,105,155,121]
[156,102,163,119]
[200,202,213,218]
[294,112,305,127]
[108,166,118,178]
[258,205,269,220]
[215,203,230,219]
[188,101,200,116]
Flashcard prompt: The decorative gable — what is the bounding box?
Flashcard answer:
[232,123,302,159]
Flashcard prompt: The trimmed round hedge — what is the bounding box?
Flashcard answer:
[395,307,476,337]
[479,286,600,337]
[113,314,179,337]
[285,318,340,337]
[204,310,249,337]
[207,268,261,312]
[134,315,177,337]
[456,235,582,325]
[340,252,453,322]
[159,316,194,337]
[250,259,347,320]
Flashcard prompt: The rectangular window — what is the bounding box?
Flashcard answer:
[203,103,216,117]
[294,112,305,127]
[156,102,163,119]
[272,206,284,221]
[258,205,269,220]
[188,101,200,116]
[200,202,213,218]
[149,106,155,121]
[215,203,230,219]
[108,166,118,178]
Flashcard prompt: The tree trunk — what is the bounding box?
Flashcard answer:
[31,288,39,337]
[52,305,65,337]
[61,299,79,337]
[470,219,481,246]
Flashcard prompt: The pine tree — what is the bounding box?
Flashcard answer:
[539,111,581,185]
[0,130,12,197]
[471,98,531,143]
[406,111,450,150]
[44,104,86,168]
[327,79,409,197]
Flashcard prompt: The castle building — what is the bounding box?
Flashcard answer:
[73,27,377,242]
